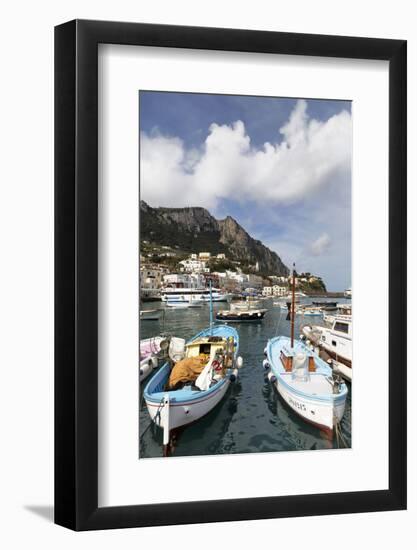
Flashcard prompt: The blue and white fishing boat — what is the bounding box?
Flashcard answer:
[144,284,243,455]
[264,264,347,433]
[265,336,347,432]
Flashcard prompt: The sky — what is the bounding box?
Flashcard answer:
[139,91,352,291]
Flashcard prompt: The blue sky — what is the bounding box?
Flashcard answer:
[140,91,352,290]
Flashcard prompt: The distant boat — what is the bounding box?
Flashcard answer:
[265,336,347,431]
[216,308,267,322]
[140,308,162,321]
[264,264,348,432]
[344,288,352,298]
[296,305,323,316]
[165,296,203,308]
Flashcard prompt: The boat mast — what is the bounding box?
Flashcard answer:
[291,263,295,348]
[209,279,213,333]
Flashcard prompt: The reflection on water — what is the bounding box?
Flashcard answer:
[139,299,352,458]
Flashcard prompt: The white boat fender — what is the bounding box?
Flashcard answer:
[236,356,243,369]
[139,357,156,380]
[229,367,239,382]
[263,359,270,370]
[267,371,277,384]
[263,347,267,356]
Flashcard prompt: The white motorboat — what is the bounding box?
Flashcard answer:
[302,316,352,380]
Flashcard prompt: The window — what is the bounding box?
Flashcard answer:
[334,322,349,334]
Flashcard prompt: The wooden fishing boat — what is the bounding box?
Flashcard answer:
[144,324,242,455]
[264,264,348,433]
[265,336,347,432]
[143,283,243,455]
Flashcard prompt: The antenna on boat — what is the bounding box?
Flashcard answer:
[291,263,296,348]
[209,279,213,334]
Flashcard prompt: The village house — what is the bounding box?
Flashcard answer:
[179,258,209,273]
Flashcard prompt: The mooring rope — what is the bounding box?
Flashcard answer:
[139,396,165,441]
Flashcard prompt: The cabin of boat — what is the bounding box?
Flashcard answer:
[166,334,236,391]
[185,335,234,365]
[279,344,316,373]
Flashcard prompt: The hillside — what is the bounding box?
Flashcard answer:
[140,201,289,276]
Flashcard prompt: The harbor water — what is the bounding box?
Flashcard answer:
[139,298,352,458]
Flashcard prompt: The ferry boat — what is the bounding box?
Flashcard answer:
[161,287,231,303]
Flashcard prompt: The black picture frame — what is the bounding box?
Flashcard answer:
[55,19,407,531]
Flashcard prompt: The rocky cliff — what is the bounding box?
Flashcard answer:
[140,201,289,275]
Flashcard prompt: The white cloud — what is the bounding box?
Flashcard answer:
[140,99,351,209]
[310,233,331,256]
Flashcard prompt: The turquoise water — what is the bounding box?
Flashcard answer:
[139,298,352,458]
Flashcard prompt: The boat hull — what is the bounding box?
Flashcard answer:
[146,372,230,430]
[273,377,346,431]
[267,336,347,432]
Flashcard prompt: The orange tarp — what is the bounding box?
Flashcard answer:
[167,355,209,390]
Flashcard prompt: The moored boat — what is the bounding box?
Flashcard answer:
[161,286,231,303]
[139,336,167,382]
[140,308,163,321]
[296,305,323,316]
[265,336,347,432]
[302,315,352,372]
[144,324,242,455]
[216,308,267,322]
[143,283,243,455]
[264,264,348,433]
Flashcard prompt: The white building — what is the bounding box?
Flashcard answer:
[179,258,209,273]
[199,252,211,260]
[272,285,287,297]
[140,266,164,290]
[262,286,273,296]
[163,273,205,289]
